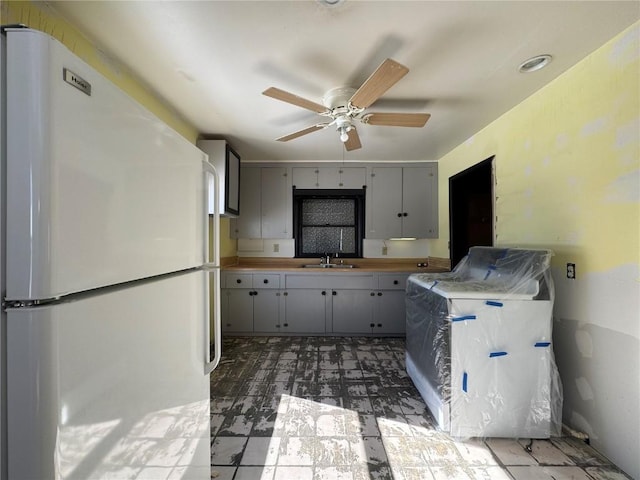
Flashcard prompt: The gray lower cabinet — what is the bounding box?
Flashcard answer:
[253,290,281,332]
[221,289,254,333]
[221,271,410,335]
[331,289,374,334]
[372,290,406,334]
[282,289,327,333]
[371,273,410,334]
[222,272,282,333]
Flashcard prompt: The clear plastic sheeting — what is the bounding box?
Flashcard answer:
[406,247,563,439]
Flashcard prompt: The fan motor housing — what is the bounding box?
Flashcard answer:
[322,87,356,110]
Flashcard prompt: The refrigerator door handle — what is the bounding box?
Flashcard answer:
[202,160,221,375]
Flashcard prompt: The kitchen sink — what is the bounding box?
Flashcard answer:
[301,264,357,269]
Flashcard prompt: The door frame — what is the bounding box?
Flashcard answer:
[449,156,495,268]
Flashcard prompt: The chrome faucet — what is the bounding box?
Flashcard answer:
[321,253,332,265]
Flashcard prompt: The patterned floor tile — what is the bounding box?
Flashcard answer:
[210,337,628,479]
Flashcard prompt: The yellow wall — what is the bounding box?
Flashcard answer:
[434,22,640,478]
[1,0,198,142]
[433,23,639,276]
[2,0,239,258]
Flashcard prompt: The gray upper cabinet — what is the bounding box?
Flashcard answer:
[231,166,292,239]
[366,165,438,239]
[197,139,241,217]
[292,167,366,189]
[232,162,436,240]
[231,167,261,239]
[261,167,292,238]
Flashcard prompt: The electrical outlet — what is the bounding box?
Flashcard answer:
[382,246,388,256]
[567,263,576,279]
[273,243,280,253]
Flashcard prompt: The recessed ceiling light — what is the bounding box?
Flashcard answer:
[317,0,344,6]
[519,54,552,73]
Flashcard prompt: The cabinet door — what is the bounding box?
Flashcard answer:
[262,167,292,238]
[402,166,437,238]
[317,168,340,188]
[292,167,319,189]
[223,289,254,333]
[374,290,406,334]
[331,289,374,334]
[366,167,403,239]
[283,289,326,333]
[338,167,366,189]
[231,167,261,239]
[253,290,281,332]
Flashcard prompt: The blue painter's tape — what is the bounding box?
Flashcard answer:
[462,372,468,392]
[485,300,504,307]
[489,351,508,358]
[534,342,551,347]
[430,280,439,290]
[483,265,498,280]
[499,249,509,259]
[452,315,477,322]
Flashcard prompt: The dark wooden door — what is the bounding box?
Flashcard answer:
[449,157,494,269]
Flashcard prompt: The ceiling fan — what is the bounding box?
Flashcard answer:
[262,58,430,151]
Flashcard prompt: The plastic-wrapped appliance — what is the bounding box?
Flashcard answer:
[406,247,563,438]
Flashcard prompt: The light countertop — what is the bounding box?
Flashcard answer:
[221,257,451,274]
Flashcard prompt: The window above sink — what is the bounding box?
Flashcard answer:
[293,189,365,258]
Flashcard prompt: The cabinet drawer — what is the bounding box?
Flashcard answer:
[254,274,280,289]
[225,273,253,288]
[285,274,374,289]
[378,274,410,290]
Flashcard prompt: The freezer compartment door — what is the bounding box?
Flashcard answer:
[6,271,211,479]
[5,29,208,300]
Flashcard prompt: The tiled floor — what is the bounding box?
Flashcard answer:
[210,336,629,480]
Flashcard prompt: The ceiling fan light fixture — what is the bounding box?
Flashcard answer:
[336,117,352,143]
[519,54,552,73]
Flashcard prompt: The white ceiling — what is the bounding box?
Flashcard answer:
[50,0,639,162]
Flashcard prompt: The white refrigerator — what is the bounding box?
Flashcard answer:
[0,27,221,479]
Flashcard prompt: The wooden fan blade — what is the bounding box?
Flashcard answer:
[276,124,327,142]
[344,128,362,151]
[263,87,328,114]
[365,112,431,127]
[349,59,409,109]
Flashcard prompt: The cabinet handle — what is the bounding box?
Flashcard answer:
[370,292,375,296]
[403,212,408,217]
[263,279,269,284]
[377,323,382,327]
[283,292,288,296]
[254,291,258,296]
[332,291,337,296]
[370,323,375,328]
[236,279,242,284]
[322,291,326,296]
[393,280,399,285]
[283,323,289,327]
[397,213,402,217]
[377,292,382,296]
